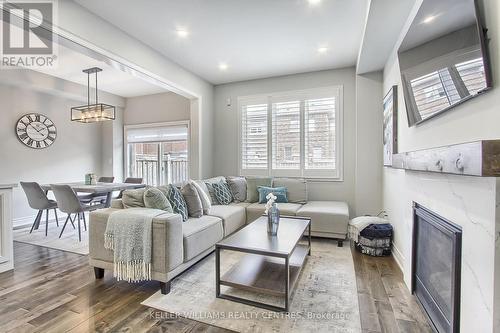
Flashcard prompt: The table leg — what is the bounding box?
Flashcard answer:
[104,192,113,208]
[308,222,311,255]
[285,256,290,312]
[215,246,220,297]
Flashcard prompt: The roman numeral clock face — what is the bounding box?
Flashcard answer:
[16,113,57,149]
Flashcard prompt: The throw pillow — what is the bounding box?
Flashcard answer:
[245,177,272,203]
[191,180,211,214]
[143,187,173,212]
[257,186,288,204]
[212,181,233,205]
[203,176,227,204]
[272,178,307,204]
[181,182,203,218]
[166,185,188,221]
[122,188,147,208]
[226,176,247,202]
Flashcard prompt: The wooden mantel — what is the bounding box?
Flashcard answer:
[388,140,500,177]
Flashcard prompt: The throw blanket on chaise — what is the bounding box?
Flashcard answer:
[104,208,165,282]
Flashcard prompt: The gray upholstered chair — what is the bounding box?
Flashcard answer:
[20,181,59,236]
[51,184,95,242]
[117,177,143,198]
[98,176,114,183]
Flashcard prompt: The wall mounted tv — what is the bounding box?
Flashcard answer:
[398,0,492,127]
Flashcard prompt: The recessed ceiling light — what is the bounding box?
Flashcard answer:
[318,47,328,54]
[219,62,228,71]
[308,0,322,5]
[176,29,189,38]
[422,15,437,24]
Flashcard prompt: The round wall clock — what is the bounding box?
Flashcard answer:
[16,113,57,149]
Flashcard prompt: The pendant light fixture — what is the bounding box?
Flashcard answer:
[71,67,115,123]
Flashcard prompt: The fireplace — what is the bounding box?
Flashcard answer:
[412,203,462,333]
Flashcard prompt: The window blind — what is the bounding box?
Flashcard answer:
[455,58,487,95]
[126,125,188,143]
[272,100,301,170]
[305,97,336,170]
[241,103,268,170]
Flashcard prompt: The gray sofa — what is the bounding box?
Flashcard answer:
[89,178,349,294]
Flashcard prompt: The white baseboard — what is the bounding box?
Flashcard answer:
[392,242,405,275]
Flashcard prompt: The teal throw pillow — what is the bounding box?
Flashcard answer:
[212,181,233,205]
[167,184,188,221]
[257,186,288,204]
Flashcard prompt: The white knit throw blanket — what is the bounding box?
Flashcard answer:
[348,215,389,243]
[104,208,165,282]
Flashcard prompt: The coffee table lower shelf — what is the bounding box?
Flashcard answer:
[216,243,309,312]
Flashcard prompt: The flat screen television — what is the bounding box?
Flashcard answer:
[398,0,492,127]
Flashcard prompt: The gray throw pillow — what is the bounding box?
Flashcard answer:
[122,188,147,208]
[166,185,188,221]
[272,178,308,204]
[181,182,203,218]
[191,180,211,214]
[143,187,173,212]
[226,176,247,202]
[245,177,272,203]
[212,181,233,205]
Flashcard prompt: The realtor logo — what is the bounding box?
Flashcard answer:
[1,0,57,68]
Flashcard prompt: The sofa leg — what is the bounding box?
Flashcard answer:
[94,267,104,279]
[337,240,343,247]
[160,281,171,295]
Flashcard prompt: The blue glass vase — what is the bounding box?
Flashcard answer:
[267,203,280,236]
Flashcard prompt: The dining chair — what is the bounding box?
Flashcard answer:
[116,177,143,198]
[20,182,59,236]
[51,184,94,242]
[98,176,115,183]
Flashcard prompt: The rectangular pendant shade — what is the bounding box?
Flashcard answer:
[71,103,116,123]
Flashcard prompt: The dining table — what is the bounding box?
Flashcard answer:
[40,182,146,208]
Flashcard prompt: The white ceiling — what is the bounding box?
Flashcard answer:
[33,44,168,98]
[75,0,369,85]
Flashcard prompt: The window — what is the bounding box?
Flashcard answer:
[125,122,189,185]
[239,86,343,179]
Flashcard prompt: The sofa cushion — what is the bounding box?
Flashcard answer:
[230,202,252,208]
[245,177,272,203]
[144,187,173,212]
[272,178,307,204]
[203,176,227,205]
[208,205,246,236]
[226,176,247,202]
[167,185,188,221]
[245,202,303,224]
[212,181,233,205]
[182,215,223,261]
[181,182,203,218]
[122,188,147,208]
[191,180,212,215]
[296,201,349,237]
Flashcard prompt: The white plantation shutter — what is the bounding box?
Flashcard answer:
[455,58,487,95]
[272,100,301,172]
[239,86,343,179]
[305,97,336,170]
[241,102,268,173]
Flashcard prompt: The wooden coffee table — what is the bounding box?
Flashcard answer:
[215,216,311,312]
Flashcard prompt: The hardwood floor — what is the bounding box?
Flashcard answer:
[0,241,431,332]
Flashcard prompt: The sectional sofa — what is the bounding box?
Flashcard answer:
[89,177,349,294]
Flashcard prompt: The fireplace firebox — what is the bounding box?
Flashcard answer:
[412,203,462,333]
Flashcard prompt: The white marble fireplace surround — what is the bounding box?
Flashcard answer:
[383,169,500,332]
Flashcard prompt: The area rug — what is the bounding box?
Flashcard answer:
[142,238,361,333]
[13,218,89,255]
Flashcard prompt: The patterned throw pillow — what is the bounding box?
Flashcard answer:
[143,187,173,212]
[122,188,147,208]
[181,182,203,218]
[166,185,188,221]
[257,186,288,204]
[226,176,247,202]
[212,181,233,205]
[205,182,219,205]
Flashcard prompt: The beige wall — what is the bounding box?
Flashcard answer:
[124,92,190,125]
[213,68,383,216]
